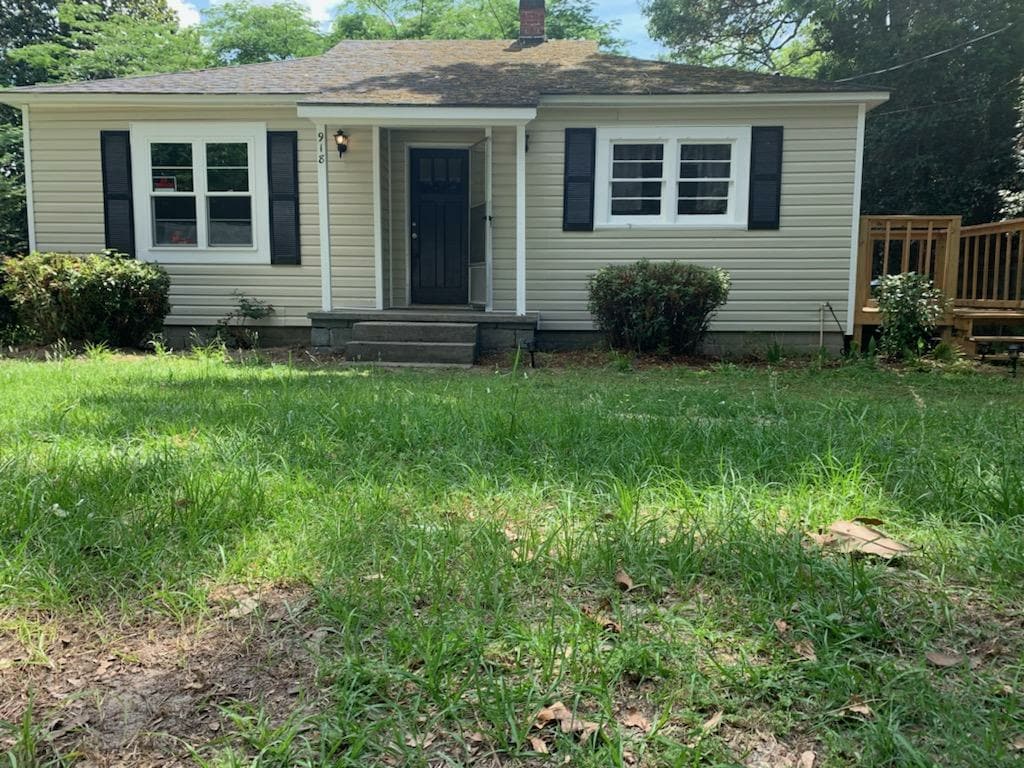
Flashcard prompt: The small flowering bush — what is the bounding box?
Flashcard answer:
[875,272,947,360]
[587,260,730,354]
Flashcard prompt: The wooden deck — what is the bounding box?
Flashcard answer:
[853,215,1024,352]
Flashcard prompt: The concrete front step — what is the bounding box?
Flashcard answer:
[346,340,477,365]
[352,321,478,344]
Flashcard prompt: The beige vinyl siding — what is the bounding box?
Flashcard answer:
[524,105,860,332]
[490,126,517,312]
[328,125,375,308]
[28,106,321,327]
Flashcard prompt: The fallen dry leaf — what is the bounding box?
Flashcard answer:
[793,640,818,662]
[774,619,791,635]
[404,732,436,749]
[225,596,259,619]
[839,696,874,718]
[797,751,817,768]
[1011,735,1024,751]
[925,650,965,668]
[534,701,601,743]
[827,521,910,559]
[615,568,634,592]
[528,736,549,754]
[702,710,723,732]
[581,605,621,633]
[619,709,651,733]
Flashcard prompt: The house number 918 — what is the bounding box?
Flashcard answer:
[317,131,326,164]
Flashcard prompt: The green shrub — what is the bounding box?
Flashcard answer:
[0,251,170,347]
[587,260,730,354]
[875,272,947,360]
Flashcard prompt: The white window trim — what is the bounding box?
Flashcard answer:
[129,122,270,264]
[594,125,751,230]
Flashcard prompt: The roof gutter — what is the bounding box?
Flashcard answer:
[539,92,890,110]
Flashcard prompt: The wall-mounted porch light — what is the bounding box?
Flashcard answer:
[334,130,349,158]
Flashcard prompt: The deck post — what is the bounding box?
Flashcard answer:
[515,123,526,317]
[315,123,333,312]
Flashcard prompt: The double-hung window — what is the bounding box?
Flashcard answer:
[130,122,270,263]
[595,126,751,228]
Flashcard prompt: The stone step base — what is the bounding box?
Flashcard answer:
[346,339,477,365]
[351,321,478,344]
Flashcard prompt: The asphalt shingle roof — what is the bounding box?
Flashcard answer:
[9,40,875,104]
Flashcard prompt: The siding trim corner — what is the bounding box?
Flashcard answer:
[844,103,866,335]
[21,105,36,253]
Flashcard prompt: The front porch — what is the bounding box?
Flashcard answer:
[304,108,535,363]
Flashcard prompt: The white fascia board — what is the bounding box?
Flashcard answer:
[539,92,891,110]
[1,92,302,108]
[296,105,537,126]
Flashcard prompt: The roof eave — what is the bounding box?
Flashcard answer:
[0,92,307,108]
[538,91,891,109]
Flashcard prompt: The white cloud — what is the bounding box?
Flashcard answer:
[169,0,202,27]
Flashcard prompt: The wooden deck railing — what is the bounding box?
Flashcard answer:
[853,215,961,329]
[853,215,1024,334]
[957,219,1024,308]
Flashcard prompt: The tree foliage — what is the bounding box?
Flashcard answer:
[329,0,622,50]
[9,2,209,82]
[201,0,331,65]
[642,0,1024,223]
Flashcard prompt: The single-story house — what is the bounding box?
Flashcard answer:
[2,1,888,362]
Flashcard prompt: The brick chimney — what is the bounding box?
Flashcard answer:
[518,0,546,46]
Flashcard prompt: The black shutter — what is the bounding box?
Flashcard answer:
[748,126,784,230]
[100,131,135,256]
[562,128,596,231]
[267,131,301,265]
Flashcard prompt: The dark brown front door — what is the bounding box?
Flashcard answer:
[409,148,469,305]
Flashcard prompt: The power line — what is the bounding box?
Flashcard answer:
[834,22,1015,82]
[870,77,1021,118]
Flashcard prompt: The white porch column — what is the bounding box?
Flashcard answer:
[372,125,384,309]
[515,123,527,316]
[315,124,333,311]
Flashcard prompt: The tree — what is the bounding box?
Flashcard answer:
[0,0,195,255]
[201,0,331,65]
[0,0,176,87]
[329,0,623,51]
[8,2,210,83]
[641,0,1024,223]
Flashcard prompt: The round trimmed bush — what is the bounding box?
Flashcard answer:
[0,251,171,347]
[587,260,730,355]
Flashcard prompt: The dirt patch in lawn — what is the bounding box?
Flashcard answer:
[0,583,326,766]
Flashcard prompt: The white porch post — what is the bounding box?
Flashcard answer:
[372,124,384,309]
[21,105,36,253]
[315,124,333,311]
[515,123,527,316]
[845,103,866,335]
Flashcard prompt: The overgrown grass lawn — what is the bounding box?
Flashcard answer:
[1,353,1023,766]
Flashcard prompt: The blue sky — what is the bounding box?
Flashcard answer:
[170,0,666,58]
